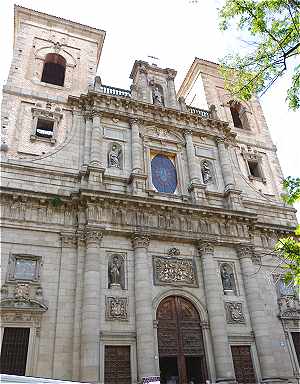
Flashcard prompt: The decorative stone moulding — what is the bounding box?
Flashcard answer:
[153,256,198,287]
[105,296,128,321]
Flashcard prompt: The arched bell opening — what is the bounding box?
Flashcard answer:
[41,53,66,86]
[156,295,208,384]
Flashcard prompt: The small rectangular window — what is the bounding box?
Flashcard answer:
[248,161,261,178]
[0,327,30,375]
[36,118,54,138]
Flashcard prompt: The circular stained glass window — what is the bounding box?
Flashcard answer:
[151,154,177,193]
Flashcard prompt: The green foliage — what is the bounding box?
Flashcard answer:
[282,176,300,204]
[275,237,300,288]
[219,0,300,110]
[50,196,63,208]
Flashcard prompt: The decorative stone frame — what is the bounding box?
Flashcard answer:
[0,312,42,376]
[218,261,238,296]
[30,106,62,145]
[99,332,138,384]
[228,336,261,383]
[142,126,186,198]
[200,159,215,185]
[241,150,266,183]
[107,141,123,170]
[107,251,127,290]
[6,254,43,284]
[152,255,198,287]
[32,42,77,90]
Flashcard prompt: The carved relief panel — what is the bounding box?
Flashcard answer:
[153,255,198,287]
[105,296,128,321]
[225,302,246,324]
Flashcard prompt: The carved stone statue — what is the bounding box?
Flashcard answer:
[109,255,122,288]
[201,160,213,184]
[152,86,163,105]
[108,144,121,168]
[220,264,235,292]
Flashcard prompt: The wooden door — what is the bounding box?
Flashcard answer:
[157,296,207,384]
[104,345,131,384]
[231,345,256,384]
[0,327,30,375]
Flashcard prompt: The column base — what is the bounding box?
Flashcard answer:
[216,379,237,384]
[188,182,208,205]
[87,164,105,185]
[261,378,290,384]
[224,188,242,210]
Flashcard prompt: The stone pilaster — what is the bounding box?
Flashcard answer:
[88,109,105,185]
[72,231,85,380]
[53,232,78,380]
[185,130,207,204]
[80,229,103,383]
[216,138,241,210]
[132,233,157,380]
[197,241,236,384]
[129,118,146,195]
[237,245,284,384]
[83,110,93,165]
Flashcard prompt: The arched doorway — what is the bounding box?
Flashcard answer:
[157,296,208,384]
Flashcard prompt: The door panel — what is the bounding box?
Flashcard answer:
[157,296,208,384]
[231,345,256,384]
[104,345,131,384]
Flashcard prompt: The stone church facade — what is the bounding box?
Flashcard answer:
[1,5,299,384]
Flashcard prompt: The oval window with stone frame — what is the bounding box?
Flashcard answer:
[151,154,177,194]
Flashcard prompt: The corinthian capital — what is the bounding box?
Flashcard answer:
[129,118,141,127]
[61,232,77,248]
[236,244,254,259]
[91,108,102,118]
[86,230,103,247]
[197,240,214,256]
[131,233,150,249]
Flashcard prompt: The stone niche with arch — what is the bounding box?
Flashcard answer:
[31,36,78,90]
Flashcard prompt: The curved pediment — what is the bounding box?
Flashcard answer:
[143,125,184,144]
[0,298,48,312]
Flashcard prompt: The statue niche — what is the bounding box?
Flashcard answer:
[220,263,236,295]
[108,142,122,169]
[108,254,125,289]
[201,160,214,184]
[151,83,164,106]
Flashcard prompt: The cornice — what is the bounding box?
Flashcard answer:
[68,91,235,143]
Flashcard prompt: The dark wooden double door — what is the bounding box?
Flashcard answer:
[157,296,208,384]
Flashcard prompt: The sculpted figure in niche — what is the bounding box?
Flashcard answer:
[108,143,121,168]
[201,160,213,184]
[108,255,124,288]
[152,86,163,106]
[220,264,235,293]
